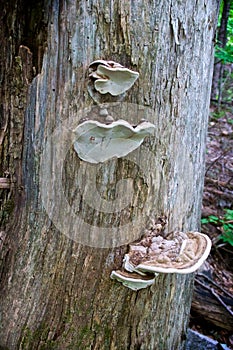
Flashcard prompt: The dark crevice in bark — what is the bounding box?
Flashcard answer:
[0,0,49,75]
[20,0,50,74]
[0,0,49,227]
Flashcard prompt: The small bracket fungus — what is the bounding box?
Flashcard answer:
[73,119,155,164]
[89,60,139,96]
[111,228,211,291]
[110,270,156,291]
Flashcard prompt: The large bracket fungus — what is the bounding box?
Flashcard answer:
[111,229,212,291]
[73,119,155,164]
[89,60,139,96]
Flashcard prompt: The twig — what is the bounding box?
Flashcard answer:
[205,177,233,191]
[205,148,232,175]
[211,98,233,106]
[204,186,233,201]
[198,273,233,299]
[211,288,233,317]
[220,246,233,255]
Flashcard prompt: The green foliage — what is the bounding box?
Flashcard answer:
[210,109,226,120]
[201,215,219,225]
[215,45,233,64]
[215,3,233,64]
[201,209,233,246]
[221,209,233,246]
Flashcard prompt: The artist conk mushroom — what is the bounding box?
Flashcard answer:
[89,60,139,96]
[110,230,211,291]
[73,119,155,164]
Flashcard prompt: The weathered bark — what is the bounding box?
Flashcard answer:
[0,1,219,349]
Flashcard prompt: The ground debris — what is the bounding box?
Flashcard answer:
[191,106,233,349]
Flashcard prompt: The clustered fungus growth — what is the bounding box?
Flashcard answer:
[88,60,139,96]
[111,220,212,291]
[72,59,154,164]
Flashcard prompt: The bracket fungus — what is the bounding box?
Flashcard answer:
[73,119,155,164]
[110,270,156,291]
[111,230,211,291]
[89,60,139,96]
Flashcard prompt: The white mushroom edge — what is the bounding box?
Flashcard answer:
[110,231,212,291]
[110,271,156,291]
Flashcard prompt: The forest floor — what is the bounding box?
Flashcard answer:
[189,103,233,349]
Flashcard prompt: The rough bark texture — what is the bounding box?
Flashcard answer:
[0,1,219,349]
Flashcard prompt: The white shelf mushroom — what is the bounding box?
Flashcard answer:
[89,60,139,96]
[132,232,212,274]
[73,119,155,164]
[110,270,156,291]
[111,231,212,291]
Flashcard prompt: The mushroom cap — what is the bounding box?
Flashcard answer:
[111,231,211,290]
[93,65,139,96]
[89,60,124,69]
[73,119,155,164]
[132,232,212,274]
[110,270,155,291]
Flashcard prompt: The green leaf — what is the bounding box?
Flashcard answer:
[215,45,233,64]
[224,209,233,221]
[220,233,233,246]
[201,218,210,224]
[208,215,219,224]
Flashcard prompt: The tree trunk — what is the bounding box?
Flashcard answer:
[211,0,230,102]
[0,1,219,349]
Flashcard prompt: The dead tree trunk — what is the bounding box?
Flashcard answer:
[211,0,231,102]
[0,1,218,349]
